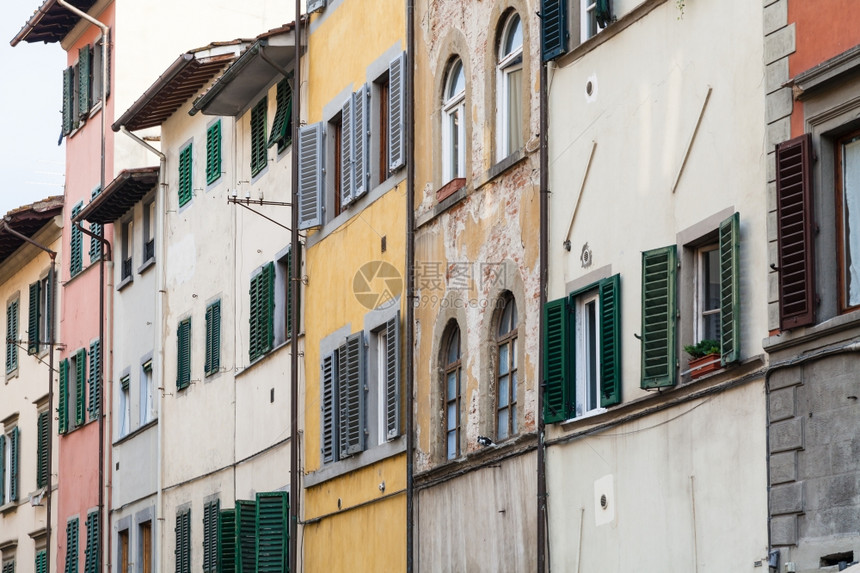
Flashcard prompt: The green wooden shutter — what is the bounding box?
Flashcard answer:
[340,94,354,207]
[218,509,237,573]
[89,186,103,263]
[206,120,222,185]
[66,517,79,573]
[9,426,19,501]
[1,560,14,573]
[541,0,568,61]
[543,297,572,422]
[62,66,74,135]
[719,213,741,365]
[256,492,289,573]
[0,435,4,502]
[205,301,221,376]
[37,410,49,488]
[84,511,99,573]
[58,359,69,434]
[78,45,91,117]
[641,246,677,389]
[177,319,191,389]
[320,353,337,463]
[385,312,402,439]
[203,500,220,573]
[235,500,257,573]
[70,202,84,277]
[75,348,87,426]
[175,509,190,573]
[35,550,47,573]
[599,274,621,407]
[297,123,324,229]
[268,78,293,152]
[389,52,406,172]
[285,249,295,341]
[28,281,41,354]
[338,332,366,457]
[251,97,268,176]
[88,339,101,421]
[6,300,18,373]
[178,144,193,208]
[353,84,371,200]
[249,264,275,362]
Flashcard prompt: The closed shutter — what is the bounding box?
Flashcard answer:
[89,182,103,264]
[177,319,191,389]
[66,518,79,573]
[62,66,74,135]
[775,134,815,329]
[320,353,337,463]
[256,492,289,573]
[385,312,401,439]
[84,511,99,573]
[9,427,19,501]
[78,45,91,118]
[543,297,572,422]
[235,500,256,573]
[251,97,268,176]
[178,145,193,208]
[268,78,293,151]
[217,509,237,573]
[719,213,741,365]
[70,202,84,277]
[205,301,221,376]
[340,95,354,207]
[28,281,40,354]
[388,52,406,172]
[0,435,4,502]
[58,359,69,434]
[206,121,222,185]
[297,123,325,229]
[353,84,371,200]
[174,510,190,573]
[249,263,275,362]
[75,348,87,426]
[641,246,677,389]
[1,560,13,573]
[599,274,621,407]
[338,332,366,457]
[35,550,47,573]
[6,300,18,372]
[203,500,220,573]
[37,411,49,488]
[88,339,101,421]
[540,0,568,61]
[286,248,295,341]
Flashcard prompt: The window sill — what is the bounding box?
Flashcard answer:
[415,433,538,487]
[235,334,302,380]
[305,436,406,488]
[137,257,155,275]
[436,177,466,202]
[763,309,860,353]
[5,368,18,382]
[113,418,157,446]
[415,181,469,229]
[475,148,528,190]
[116,275,133,291]
[0,500,18,514]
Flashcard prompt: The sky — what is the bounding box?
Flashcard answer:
[0,0,67,216]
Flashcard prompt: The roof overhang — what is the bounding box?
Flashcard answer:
[10,0,97,46]
[76,167,159,225]
[190,27,299,117]
[0,196,63,264]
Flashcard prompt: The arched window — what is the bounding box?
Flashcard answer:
[442,58,466,181]
[496,295,518,440]
[497,12,523,160]
[443,323,462,459]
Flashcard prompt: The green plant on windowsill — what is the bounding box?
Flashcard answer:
[683,339,719,358]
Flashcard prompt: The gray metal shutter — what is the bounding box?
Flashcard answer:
[388,52,406,172]
[320,353,337,463]
[340,96,354,207]
[385,312,401,439]
[353,84,370,200]
[338,332,365,457]
[298,123,325,230]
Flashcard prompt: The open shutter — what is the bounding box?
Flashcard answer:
[177,319,191,389]
[298,123,324,230]
[235,500,256,573]
[540,0,568,61]
[89,187,103,263]
[6,301,18,372]
[203,500,220,573]
[251,98,268,176]
[218,509,237,573]
[67,518,79,573]
[75,348,87,426]
[543,297,572,422]
[719,213,741,365]
[37,410,49,488]
[389,52,406,172]
[256,491,289,573]
[84,511,100,573]
[595,0,612,27]
[58,359,69,434]
[0,435,4,502]
[599,274,621,406]
[206,301,220,375]
[385,311,401,439]
[9,427,19,502]
[175,510,190,573]
[775,134,815,329]
[353,84,371,200]
[249,263,275,363]
[178,145,193,208]
[320,353,337,463]
[62,66,74,135]
[286,248,296,341]
[641,246,677,389]
[338,332,366,457]
[28,281,41,354]
[206,121,222,185]
[340,96,355,207]
[88,339,101,421]
[269,78,293,150]
[78,45,91,117]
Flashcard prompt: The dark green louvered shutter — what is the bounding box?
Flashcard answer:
[66,517,79,573]
[70,202,84,277]
[9,426,19,501]
[84,511,99,573]
[88,339,101,421]
[175,509,190,573]
[719,213,740,365]
[256,491,289,573]
[251,97,268,176]
[235,500,257,573]
[285,249,295,341]
[28,281,41,354]
[218,509,237,573]
[35,550,47,573]
[388,52,406,172]
[641,246,677,389]
[6,300,18,373]
[78,45,91,118]
[543,297,572,422]
[203,500,220,573]
[206,120,222,185]
[541,0,568,61]
[249,263,275,362]
[177,319,191,389]
[205,301,221,376]
[178,144,193,208]
[58,359,69,434]
[75,348,87,426]
[297,123,324,229]
[596,0,612,27]
[599,274,621,406]
[385,312,401,439]
[62,66,74,135]
[320,353,337,463]
[0,435,4,502]
[37,410,49,488]
[1,560,14,573]
[89,186,103,263]
[338,332,366,457]
[269,78,293,152]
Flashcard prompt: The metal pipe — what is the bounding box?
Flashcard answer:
[537,56,550,573]
[405,0,416,569]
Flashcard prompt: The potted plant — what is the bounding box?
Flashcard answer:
[684,339,720,378]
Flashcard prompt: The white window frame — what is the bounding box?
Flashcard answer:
[140,360,154,425]
[695,244,721,343]
[119,375,130,437]
[442,59,466,182]
[574,291,602,418]
[38,275,50,356]
[496,12,524,162]
[581,0,601,42]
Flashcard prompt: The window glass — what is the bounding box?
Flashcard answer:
[497,295,518,440]
[840,134,860,308]
[444,324,461,460]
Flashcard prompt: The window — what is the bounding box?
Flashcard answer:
[333,114,344,217]
[70,202,84,277]
[249,263,274,362]
[84,510,100,573]
[57,351,89,433]
[65,517,79,573]
[340,84,370,209]
[205,301,221,376]
[175,508,191,573]
[139,521,152,573]
[497,12,523,161]
[543,275,620,423]
[0,424,20,504]
[388,52,407,174]
[581,0,611,42]
[214,493,289,573]
[251,97,268,177]
[269,77,293,154]
[177,319,191,390]
[496,295,518,440]
[178,144,193,208]
[442,59,466,182]
[140,360,154,424]
[118,375,130,437]
[6,298,18,374]
[442,323,462,459]
[374,314,401,443]
[28,275,49,355]
[38,274,51,354]
[202,500,219,573]
[89,186,102,263]
[837,130,860,312]
[695,245,721,343]
[206,120,222,185]
[118,529,129,573]
[143,198,155,263]
[60,35,109,136]
[120,218,133,282]
[36,409,49,489]
[88,339,101,422]
[274,248,297,346]
[91,32,109,105]
[378,75,390,182]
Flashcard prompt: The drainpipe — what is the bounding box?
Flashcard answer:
[0,221,57,573]
[537,57,550,573]
[289,5,302,573]
[405,0,416,570]
[117,126,167,571]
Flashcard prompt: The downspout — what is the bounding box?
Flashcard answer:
[289,5,302,573]
[0,222,57,573]
[405,0,416,570]
[537,57,550,573]
[117,126,166,571]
